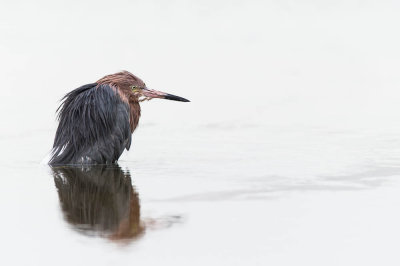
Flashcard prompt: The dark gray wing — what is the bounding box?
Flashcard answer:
[50,83,131,165]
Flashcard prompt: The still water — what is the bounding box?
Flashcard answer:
[2,124,400,265]
[2,0,400,265]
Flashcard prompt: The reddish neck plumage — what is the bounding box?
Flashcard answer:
[97,71,144,132]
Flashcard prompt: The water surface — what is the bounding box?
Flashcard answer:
[2,1,400,265]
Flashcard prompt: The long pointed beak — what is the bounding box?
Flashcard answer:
[142,88,190,102]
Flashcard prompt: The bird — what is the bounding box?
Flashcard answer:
[49,71,189,165]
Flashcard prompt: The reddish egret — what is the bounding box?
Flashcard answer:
[49,71,189,165]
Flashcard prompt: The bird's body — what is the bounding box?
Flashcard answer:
[49,71,189,165]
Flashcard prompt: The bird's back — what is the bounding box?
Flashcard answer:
[49,83,132,165]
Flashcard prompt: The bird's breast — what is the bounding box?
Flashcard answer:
[129,101,141,132]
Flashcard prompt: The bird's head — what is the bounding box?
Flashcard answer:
[97,71,190,103]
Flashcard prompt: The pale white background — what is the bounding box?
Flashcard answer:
[1,1,400,265]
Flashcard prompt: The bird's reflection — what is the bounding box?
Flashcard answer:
[51,164,144,241]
